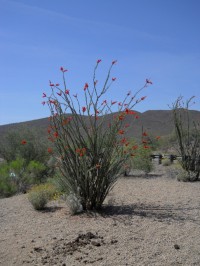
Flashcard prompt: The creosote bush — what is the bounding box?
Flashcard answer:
[42,60,153,210]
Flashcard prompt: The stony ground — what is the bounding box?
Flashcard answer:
[0,164,200,266]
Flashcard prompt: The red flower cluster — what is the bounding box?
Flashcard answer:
[82,106,86,113]
[47,148,53,153]
[118,130,125,135]
[76,148,86,157]
[60,67,68,73]
[62,117,72,126]
[118,114,125,121]
[21,140,27,145]
[125,108,135,115]
[53,132,59,138]
[141,96,146,101]
[84,83,89,91]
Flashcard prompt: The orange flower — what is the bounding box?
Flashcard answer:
[84,83,89,91]
[47,148,53,153]
[142,132,148,136]
[118,114,125,121]
[121,137,127,144]
[21,140,27,145]
[76,148,86,157]
[62,118,68,126]
[156,136,161,140]
[132,145,138,150]
[141,96,146,101]
[118,130,125,135]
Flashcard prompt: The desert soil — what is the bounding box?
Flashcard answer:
[0,164,200,266]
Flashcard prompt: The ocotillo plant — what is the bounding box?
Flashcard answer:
[171,96,200,181]
[42,60,152,210]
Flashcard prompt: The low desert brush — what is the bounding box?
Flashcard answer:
[28,183,57,210]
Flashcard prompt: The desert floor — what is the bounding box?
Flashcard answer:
[0,164,200,266]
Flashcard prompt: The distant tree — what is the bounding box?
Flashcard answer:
[0,126,49,164]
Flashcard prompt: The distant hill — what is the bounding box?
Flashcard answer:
[0,109,199,141]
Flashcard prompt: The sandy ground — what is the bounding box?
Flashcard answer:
[0,164,200,266]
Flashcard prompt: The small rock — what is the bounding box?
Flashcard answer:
[174,244,180,250]
[91,240,101,246]
[111,239,118,244]
[34,246,43,252]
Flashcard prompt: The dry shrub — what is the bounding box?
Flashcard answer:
[28,183,57,210]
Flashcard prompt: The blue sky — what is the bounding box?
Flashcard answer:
[0,0,200,125]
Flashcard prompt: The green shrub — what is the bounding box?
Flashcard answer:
[0,163,17,197]
[177,169,198,182]
[0,158,51,198]
[26,160,47,184]
[0,176,17,198]
[130,145,154,175]
[28,183,57,210]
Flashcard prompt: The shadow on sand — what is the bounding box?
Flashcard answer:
[98,202,200,225]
